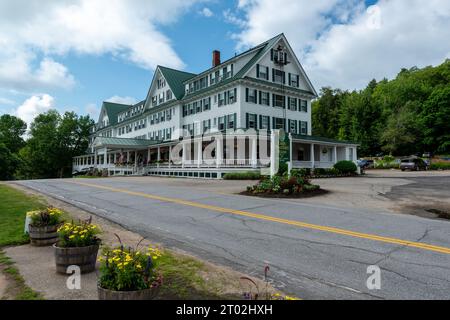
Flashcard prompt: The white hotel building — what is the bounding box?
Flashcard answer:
[73,34,358,178]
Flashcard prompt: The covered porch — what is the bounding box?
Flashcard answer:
[290,135,358,169]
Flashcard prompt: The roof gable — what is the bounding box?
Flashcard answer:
[240,34,317,96]
[99,102,130,126]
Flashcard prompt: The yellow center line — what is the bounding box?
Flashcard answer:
[68,180,450,255]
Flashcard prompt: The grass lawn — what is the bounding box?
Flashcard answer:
[0,184,45,300]
[0,184,46,247]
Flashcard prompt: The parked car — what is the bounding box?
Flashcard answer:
[400,158,428,171]
[357,159,374,169]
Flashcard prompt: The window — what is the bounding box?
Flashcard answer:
[288,97,297,111]
[218,116,226,131]
[152,96,157,107]
[166,90,172,100]
[273,117,285,130]
[203,119,211,133]
[227,113,237,129]
[272,69,285,84]
[246,88,257,103]
[300,100,308,112]
[257,64,269,80]
[210,73,216,85]
[200,77,207,89]
[260,92,270,106]
[288,119,297,134]
[203,97,211,111]
[300,121,308,134]
[289,73,299,87]
[273,94,285,108]
[194,101,201,113]
[228,88,237,104]
[246,113,257,129]
[218,93,225,106]
[182,105,187,117]
[260,115,270,129]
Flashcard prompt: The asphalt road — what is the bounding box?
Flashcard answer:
[16,177,450,300]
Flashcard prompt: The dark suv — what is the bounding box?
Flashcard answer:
[400,158,428,171]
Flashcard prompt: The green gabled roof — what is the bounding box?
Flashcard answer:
[182,33,285,101]
[101,102,131,126]
[291,134,359,145]
[158,66,197,100]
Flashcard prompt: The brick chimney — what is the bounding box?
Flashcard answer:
[212,50,221,67]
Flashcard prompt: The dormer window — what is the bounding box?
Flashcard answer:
[271,45,289,66]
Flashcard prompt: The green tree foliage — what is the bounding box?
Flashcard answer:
[312,60,450,156]
[0,143,20,180]
[0,114,26,153]
[421,86,450,154]
[17,110,93,179]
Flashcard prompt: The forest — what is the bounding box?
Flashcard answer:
[312,59,450,157]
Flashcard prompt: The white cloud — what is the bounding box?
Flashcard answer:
[0,0,202,92]
[14,94,55,127]
[199,7,214,17]
[106,96,138,105]
[231,0,450,90]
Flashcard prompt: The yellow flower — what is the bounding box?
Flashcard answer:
[69,235,75,239]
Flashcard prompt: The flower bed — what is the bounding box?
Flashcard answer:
[243,174,325,198]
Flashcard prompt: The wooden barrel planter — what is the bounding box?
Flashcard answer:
[28,225,58,246]
[97,285,159,300]
[54,244,99,274]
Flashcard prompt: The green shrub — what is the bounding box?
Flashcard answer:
[334,160,357,174]
[291,168,311,178]
[430,162,450,170]
[277,162,288,176]
[223,171,261,180]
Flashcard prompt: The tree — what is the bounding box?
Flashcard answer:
[381,101,423,155]
[19,110,94,179]
[0,114,27,153]
[421,86,450,154]
[0,143,20,180]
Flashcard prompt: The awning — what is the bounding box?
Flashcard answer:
[93,137,162,149]
[290,134,359,146]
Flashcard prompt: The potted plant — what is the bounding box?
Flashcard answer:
[97,241,163,300]
[54,220,101,274]
[27,207,63,246]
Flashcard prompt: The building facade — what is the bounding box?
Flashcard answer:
[73,34,358,178]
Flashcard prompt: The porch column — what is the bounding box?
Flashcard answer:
[333,146,337,164]
[197,139,202,168]
[157,146,160,168]
[169,145,172,169]
[288,133,293,176]
[103,149,107,168]
[147,148,151,166]
[270,130,279,177]
[251,136,257,168]
[216,137,223,168]
[127,151,130,165]
[134,151,138,169]
[182,142,186,168]
[310,143,315,168]
[94,150,98,168]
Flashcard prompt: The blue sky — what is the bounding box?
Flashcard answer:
[0,0,448,126]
